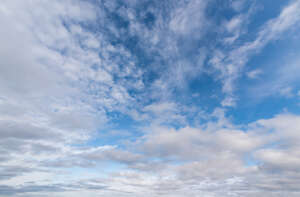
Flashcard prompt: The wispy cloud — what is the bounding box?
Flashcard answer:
[210,0,300,106]
[1,0,300,196]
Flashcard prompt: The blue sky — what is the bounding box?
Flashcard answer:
[1,0,300,196]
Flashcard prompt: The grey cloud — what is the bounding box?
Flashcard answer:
[255,149,300,172]
[81,148,143,164]
[43,146,144,168]
[140,126,262,160]
[126,113,300,195]
[1,0,300,197]
[0,181,108,196]
[0,184,65,196]
[0,120,62,141]
[0,165,43,181]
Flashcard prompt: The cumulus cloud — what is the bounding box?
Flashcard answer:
[1,0,300,196]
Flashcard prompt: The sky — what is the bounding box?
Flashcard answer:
[1,0,300,196]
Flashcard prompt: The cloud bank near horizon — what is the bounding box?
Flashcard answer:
[1,0,300,196]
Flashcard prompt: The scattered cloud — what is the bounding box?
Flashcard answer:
[1,0,300,196]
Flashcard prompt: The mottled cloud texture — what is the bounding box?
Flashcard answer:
[1,0,300,196]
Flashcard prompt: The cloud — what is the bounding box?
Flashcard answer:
[279,87,294,98]
[255,149,300,172]
[0,1,145,193]
[1,112,300,195]
[221,96,237,107]
[1,1,300,197]
[210,0,300,105]
[139,114,263,161]
[247,56,300,100]
[169,0,207,37]
[122,113,300,196]
[246,69,263,79]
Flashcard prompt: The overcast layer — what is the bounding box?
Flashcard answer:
[1,0,300,196]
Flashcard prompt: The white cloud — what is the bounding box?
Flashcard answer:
[210,0,300,104]
[247,69,263,79]
[169,0,207,37]
[1,1,300,196]
[221,96,237,107]
[1,111,300,196]
[143,102,176,114]
[226,16,242,33]
[254,149,300,171]
[0,0,143,192]
[247,56,300,100]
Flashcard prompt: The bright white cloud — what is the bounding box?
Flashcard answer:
[1,0,300,197]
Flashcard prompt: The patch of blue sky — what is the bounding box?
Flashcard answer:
[89,113,144,147]
[83,0,300,139]
[228,97,300,125]
[231,35,300,124]
[248,0,291,31]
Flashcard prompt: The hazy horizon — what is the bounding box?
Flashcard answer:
[1,0,300,196]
